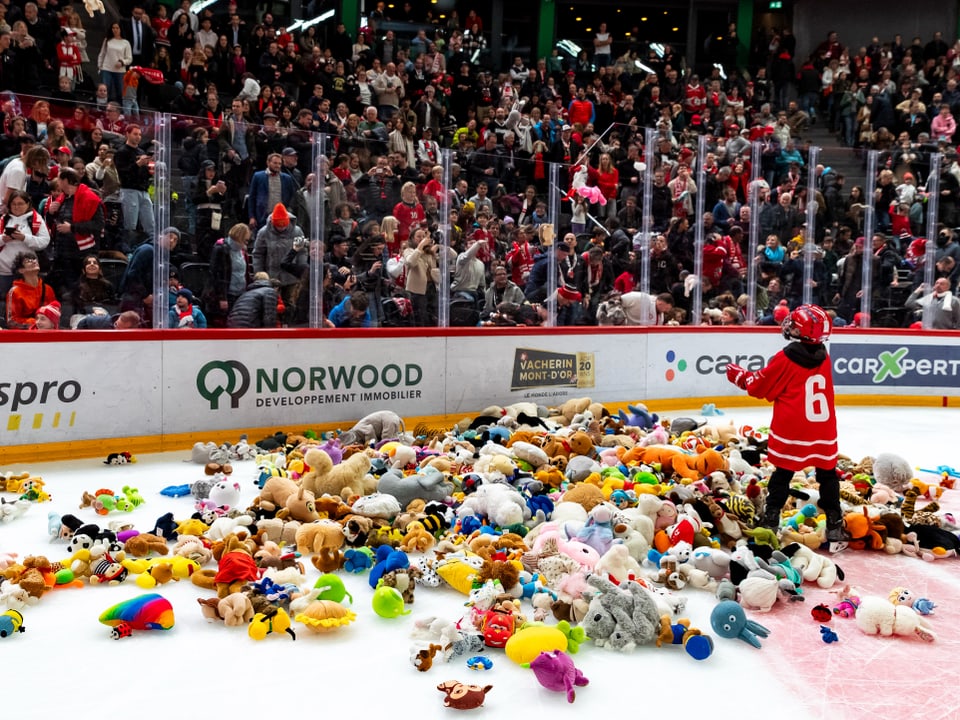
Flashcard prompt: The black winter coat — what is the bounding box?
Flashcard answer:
[227,279,278,328]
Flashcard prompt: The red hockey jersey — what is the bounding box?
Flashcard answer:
[742,345,838,471]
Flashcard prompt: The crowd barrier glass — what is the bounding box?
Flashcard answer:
[1,93,951,333]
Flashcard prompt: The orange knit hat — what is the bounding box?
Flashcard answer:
[271,203,289,229]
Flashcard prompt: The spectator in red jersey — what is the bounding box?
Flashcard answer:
[726,304,848,550]
[392,180,425,249]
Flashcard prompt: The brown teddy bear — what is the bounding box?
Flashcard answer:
[310,548,344,573]
[194,534,260,598]
[561,483,605,512]
[566,431,596,458]
[257,477,320,523]
[300,448,375,500]
[13,556,55,597]
[295,519,345,555]
[123,532,170,557]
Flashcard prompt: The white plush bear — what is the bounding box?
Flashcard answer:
[456,483,527,527]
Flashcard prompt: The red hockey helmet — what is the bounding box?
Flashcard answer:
[782,304,831,343]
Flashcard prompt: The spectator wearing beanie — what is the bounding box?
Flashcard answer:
[252,203,303,320]
[34,300,61,330]
[553,283,583,326]
[168,287,207,328]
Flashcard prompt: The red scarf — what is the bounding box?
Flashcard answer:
[56,183,101,251]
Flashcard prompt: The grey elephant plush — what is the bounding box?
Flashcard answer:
[377,466,454,509]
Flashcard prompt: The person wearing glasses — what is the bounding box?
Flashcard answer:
[6,251,57,329]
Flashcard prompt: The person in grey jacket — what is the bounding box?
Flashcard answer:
[483,264,526,320]
[906,277,960,329]
[227,272,279,328]
[251,203,304,320]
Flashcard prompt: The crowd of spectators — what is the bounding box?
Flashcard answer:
[1,0,960,330]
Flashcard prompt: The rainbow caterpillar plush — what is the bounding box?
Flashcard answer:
[99,593,174,639]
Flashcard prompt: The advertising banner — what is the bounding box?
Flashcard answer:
[0,341,163,446]
[166,338,445,434]
[447,334,648,412]
[2,331,959,452]
[830,338,960,392]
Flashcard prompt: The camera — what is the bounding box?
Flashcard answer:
[292,235,307,251]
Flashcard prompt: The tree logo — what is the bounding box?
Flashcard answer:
[196,360,251,410]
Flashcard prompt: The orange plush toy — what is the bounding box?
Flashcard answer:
[844,508,887,551]
[618,444,684,473]
[672,449,727,484]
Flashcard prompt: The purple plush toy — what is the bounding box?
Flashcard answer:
[529,650,589,703]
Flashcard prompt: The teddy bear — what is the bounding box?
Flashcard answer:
[82,0,105,18]
[123,533,169,558]
[474,558,521,597]
[399,520,436,553]
[300,448,375,500]
[255,475,299,515]
[380,565,423,604]
[191,534,261,598]
[256,477,319,523]
[560,483,605,513]
[295,519,345,556]
[6,556,54,598]
[594,544,643,583]
[255,517,301,546]
[549,397,603,427]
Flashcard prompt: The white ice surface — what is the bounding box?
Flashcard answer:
[2,407,959,720]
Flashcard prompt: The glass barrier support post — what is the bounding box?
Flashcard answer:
[153,112,171,329]
[308,133,327,329]
[746,140,762,324]
[860,150,879,328]
[546,162,560,327]
[802,145,820,306]
[691,133,707,324]
[438,148,453,328]
[922,153,942,329]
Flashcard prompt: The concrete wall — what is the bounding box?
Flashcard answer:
[793,0,957,61]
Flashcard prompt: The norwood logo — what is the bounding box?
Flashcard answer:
[511,348,594,391]
[832,343,960,387]
[196,359,424,410]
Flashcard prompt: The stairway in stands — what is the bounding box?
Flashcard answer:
[804,119,867,190]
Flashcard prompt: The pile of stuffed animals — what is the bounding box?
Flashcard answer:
[1,401,956,704]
